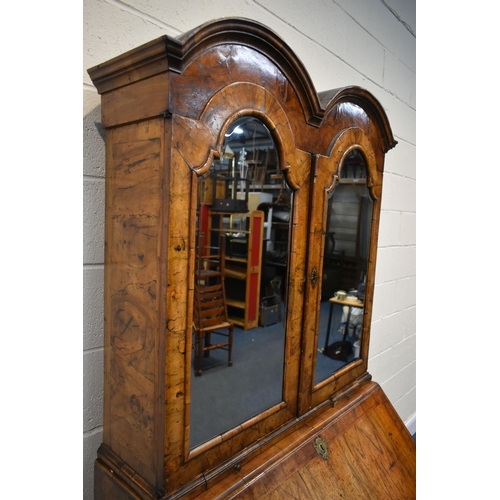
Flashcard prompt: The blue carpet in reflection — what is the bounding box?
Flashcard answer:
[189,301,358,449]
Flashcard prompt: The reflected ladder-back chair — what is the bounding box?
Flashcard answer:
[193,232,234,376]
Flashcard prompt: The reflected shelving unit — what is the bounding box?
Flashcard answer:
[205,208,264,330]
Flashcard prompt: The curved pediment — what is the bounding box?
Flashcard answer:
[88,18,395,152]
[319,86,397,153]
[168,17,324,126]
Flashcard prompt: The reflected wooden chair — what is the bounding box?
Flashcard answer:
[193,233,234,376]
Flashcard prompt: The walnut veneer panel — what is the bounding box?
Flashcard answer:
[196,382,415,499]
[102,119,166,490]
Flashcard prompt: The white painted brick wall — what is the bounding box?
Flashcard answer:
[83,179,105,265]
[83,1,416,498]
[83,89,106,178]
[83,350,104,434]
[83,267,104,350]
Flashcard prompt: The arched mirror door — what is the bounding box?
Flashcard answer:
[297,125,385,413]
[314,149,373,385]
[190,116,293,449]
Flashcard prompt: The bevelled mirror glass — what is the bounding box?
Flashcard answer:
[190,116,292,449]
[315,149,373,385]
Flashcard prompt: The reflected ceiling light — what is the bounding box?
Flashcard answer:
[225,126,244,137]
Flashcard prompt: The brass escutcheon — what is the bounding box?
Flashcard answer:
[311,267,317,288]
[314,437,329,460]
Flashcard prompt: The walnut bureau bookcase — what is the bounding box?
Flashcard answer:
[88,18,416,500]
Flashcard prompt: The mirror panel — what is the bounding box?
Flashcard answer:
[314,150,373,385]
[190,116,292,449]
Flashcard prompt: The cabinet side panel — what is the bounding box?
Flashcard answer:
[103,120,164,488]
